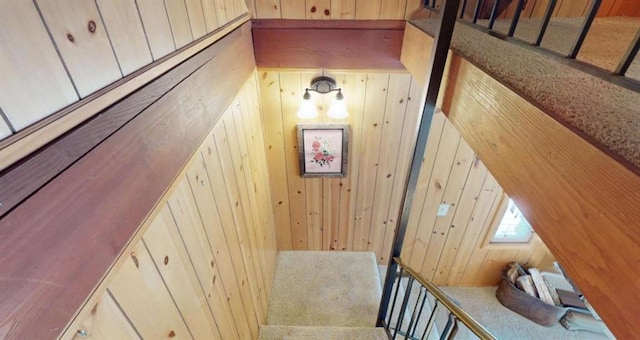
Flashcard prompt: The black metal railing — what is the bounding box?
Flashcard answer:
[427,0,640,82]
[381,258,496,340]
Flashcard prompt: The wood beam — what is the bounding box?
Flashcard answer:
[0,22,256,339]
[252,19,406,70]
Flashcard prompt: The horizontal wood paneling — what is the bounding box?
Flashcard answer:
[65,74,275,340]
[0,23,256,339]
[249,0,423,18]
[260,69,423,263]
[500,0,640,18]
[253,20,405,70]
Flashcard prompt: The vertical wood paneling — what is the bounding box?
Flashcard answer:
[256,0,282,18]
[165,0,194,48]
[212,0,229,26]
[307,0,332,19]
[135,0,176,60]
[36,0,122,97]
[367,74,412,260]
[143,204,222,340]
[355,0,382,19]
[281,0,306,18]
[337,73,367,252]
[331,0,356,18]
[381,0,407,19]
[0,1,78,131]
[71,292,140,340]
[184,0,208,39]
[0,119,11,139]
[201,0,220,32]
[352,73,389,251]
[108,241,192,339]
[96,0,153,76]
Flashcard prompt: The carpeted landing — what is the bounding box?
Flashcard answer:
[259,251,385,339]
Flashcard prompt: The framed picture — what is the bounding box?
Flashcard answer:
[297,124,349,178]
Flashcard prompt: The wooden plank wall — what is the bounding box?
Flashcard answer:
[259,69,423,263]
[61,73,277,340]
[0,0,247,139]
[247,0,423,19]
[400,111,555,286]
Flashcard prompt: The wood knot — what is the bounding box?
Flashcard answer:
[87,20,96,33]
[164,256,169,265]
[66,33,75,42]
[310,5,317,12]
[324,9,330,15]
[130,253,139,268]
[168,330,176,338]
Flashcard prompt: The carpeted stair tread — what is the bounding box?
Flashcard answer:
[267,251,381,327]
[258,325,389,340]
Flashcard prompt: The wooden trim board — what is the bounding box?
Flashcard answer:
[0,22,256,339]
[252,19,406,70]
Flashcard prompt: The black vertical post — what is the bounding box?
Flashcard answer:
[615,29,640,76]
[376,0,461,327]
[568,0,602,59]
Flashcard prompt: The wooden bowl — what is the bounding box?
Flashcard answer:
[495,268,568,327]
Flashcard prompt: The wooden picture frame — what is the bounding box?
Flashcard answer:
[297,124,349,178]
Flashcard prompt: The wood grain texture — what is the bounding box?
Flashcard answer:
[253,23,405,70]
[255,0,281,18]
[281,0,306,18]
[0,14,248,174]
[107,241,193,339]
[95,0,153,76]
[0,34,222,219]
[251,0,411,18]
[400,22,434,86]
[0,23,255,339]
[70,292,140,340]
[165,0,194,48]
[0,1,78,132]
[135,0,176,60]
[185,0,208,39]
[36,0,122,97]
[331,0,356,18]
[201,0,221,32]
[260,70,426,263]
[440,44,640,338]
[356,0,382,19]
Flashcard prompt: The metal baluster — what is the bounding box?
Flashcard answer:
[439,313,457,340]
[615,29,640,76]
[447,318,460,340]
[409,288,430,338]
[460,0,468,18]
[387,266,405,330]
[534,0,557,46]
[473,0,483,23]
[568,0,602,58]
[420,300,440,340]
[507,0,525,37]
[393,277,415,339]
[488,0,500,29]
[404,287,425,339]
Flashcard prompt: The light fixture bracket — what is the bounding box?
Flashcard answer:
[307,76,339,94]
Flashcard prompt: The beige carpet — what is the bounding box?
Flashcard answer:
[412,17,640,170]
[439,287,609,340]
[266,251,382,327]
[258,326,388,339]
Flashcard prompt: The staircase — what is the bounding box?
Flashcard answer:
[259,251,388,339]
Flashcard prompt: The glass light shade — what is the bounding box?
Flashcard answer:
[327,94,348,119]
[297,95,318,119]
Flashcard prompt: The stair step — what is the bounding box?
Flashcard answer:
[267,251,382,327]
[258,326,389,340]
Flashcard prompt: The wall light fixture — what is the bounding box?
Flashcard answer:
[297,76,349,119]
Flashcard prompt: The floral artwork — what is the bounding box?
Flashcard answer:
[309,137,336,168]
[297,124,348,177]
